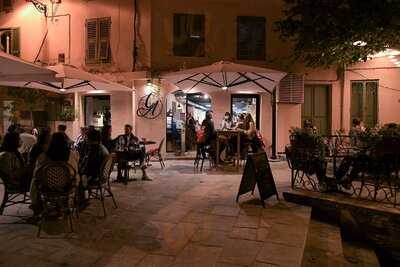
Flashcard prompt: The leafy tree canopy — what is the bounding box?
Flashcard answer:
[276,0,400,68]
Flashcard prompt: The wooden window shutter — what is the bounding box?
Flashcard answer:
[279,73,304,104]
[86,19,98,63]
[98,18,111,62]
[11,28,20,57]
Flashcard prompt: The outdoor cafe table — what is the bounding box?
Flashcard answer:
[216,130,243,167]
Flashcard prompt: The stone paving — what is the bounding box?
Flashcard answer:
[0,160,311,267]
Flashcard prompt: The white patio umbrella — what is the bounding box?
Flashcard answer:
[162,61,286,94]
[163,61,287,159]
[0,64,132,93]
[0,51,57,82]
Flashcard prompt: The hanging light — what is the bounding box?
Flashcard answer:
[221,86,228,90]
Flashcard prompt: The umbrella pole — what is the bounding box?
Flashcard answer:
[271,88,277,159]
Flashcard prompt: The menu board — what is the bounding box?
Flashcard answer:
[236,152,279,207]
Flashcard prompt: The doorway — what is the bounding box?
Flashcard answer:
[302,85,331,135]
[351,80,378,128]
[166,92,211,154]
[84,95,111,128]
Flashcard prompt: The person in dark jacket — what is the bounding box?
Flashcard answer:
[79,129,109,186]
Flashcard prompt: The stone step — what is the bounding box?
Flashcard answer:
[302,211,380,267]
[283,190,391,266]
[301,213,347,267]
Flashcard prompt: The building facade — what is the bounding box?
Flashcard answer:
[1,0,400,154]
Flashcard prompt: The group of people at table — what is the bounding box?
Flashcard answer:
[196,110,265,164]
[0,123,153,218]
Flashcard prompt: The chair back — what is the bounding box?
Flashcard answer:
[99,155,114,184]
[37,162,76,193]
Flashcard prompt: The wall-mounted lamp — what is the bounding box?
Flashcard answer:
[26,0,48,16]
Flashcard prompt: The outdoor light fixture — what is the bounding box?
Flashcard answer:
[221,86,228,90]
[26,0,48,16]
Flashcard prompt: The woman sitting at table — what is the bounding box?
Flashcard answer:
[0,132,29,191]
[30,132,80,215]
[220,112,234,130]
[243,113,264,153]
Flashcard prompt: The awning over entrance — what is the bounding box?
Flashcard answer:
[162,61,286,94]
[0,63,132,94]
[0,51,57,82]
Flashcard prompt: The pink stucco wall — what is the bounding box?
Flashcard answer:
[2,0,400,154]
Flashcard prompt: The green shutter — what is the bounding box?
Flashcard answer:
[11,28,20,57]
[350,81,378,128]
[365,82,378,127]
[86,19,98,63]
[98,18,111,62]
[302,85,330,135]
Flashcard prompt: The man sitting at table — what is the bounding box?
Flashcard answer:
[115,124,151,182]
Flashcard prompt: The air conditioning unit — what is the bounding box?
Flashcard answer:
[279,73,304,104]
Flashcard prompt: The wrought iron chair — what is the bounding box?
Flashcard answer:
[0,170,31,215]
[194,143,215,171]
[146,138,166,169]
[35,162,77,237]
[87,155,117,216]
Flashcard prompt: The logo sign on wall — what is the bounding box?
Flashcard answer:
[137,93,163,119]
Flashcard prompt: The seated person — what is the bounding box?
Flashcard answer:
[0,132,29,190]
[101,125,115,153]
[31,133,80,214]
[28,129,51,167]
[19,128,37,158]
[79,129,109,186]
[349,118,366,146]
[74,127,88,151]
[303,119,317,134]
[235,114,246,130]
[115,124,151,182]
[220,112,234,130]
[201,111,220,162]
[58,124,74,148]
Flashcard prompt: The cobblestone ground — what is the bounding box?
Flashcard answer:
[0,160,310,267]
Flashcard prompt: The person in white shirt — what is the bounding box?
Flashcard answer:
[19,129,37,155]
[220,112,234,130]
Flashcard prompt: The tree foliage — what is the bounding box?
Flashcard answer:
[276,0,400,68]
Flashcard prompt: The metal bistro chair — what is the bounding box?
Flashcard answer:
[36,162,77,237]
[146,138,166,169]
[87,155,117,216]
[0,171,31,215]
[194,143,215,171]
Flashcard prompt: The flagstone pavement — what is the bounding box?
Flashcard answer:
[0,160,311,267]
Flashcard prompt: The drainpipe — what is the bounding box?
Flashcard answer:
[271,87,278,159]
[338,63,346,130]
[132,0,138,71]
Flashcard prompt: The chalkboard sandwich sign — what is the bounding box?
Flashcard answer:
[236,152,279,207]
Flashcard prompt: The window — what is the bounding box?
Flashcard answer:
[173,14,205,57]
[86,17,111,64]
[237,16,266,60]
[351,80,378,128]
[231,94,260,129]
[0,28,20,57]
[0,0,12,12]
